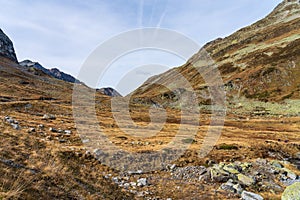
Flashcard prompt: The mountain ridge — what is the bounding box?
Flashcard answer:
[132,0,300,105]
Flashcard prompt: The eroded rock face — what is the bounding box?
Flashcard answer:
[0,29,18,63]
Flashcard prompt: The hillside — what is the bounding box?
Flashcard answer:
[133,0,300,105]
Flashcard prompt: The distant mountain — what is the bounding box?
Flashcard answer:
[19,60,81,84]
[0,29,18,63]
[132,0,300,104]
[96,87,122,97]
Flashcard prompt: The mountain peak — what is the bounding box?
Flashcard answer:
[0,29,18,63]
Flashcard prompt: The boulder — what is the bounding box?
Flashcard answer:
[238,174,255,186]
[282,182,300,200]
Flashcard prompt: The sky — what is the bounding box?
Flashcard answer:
[0,0,282,95]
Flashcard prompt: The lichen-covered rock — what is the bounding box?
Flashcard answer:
[0,29,18,62]
[282,182,300,200]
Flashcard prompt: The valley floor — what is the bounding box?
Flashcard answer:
[0,99,299,199]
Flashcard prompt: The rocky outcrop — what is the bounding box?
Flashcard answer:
[0,29,18,63]
[97,87,122,97]
[19,60,81,84]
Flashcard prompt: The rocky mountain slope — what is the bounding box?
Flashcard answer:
[133,0,300,104]
[0,29,18,63]
[19,60,82,84]
[96,87,122,97]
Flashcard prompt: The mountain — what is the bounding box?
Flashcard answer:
[0,29,18,63]
[19,60,82,84]
[96,87,122,97]
[132,0,300,104]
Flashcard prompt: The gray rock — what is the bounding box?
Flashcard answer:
[128,170,143,175]
[49,127,58,132]
[38,124,44,130]
[233,183,244,194]
[42,114,56,120]
[170,164,176,171]
[11,123,20,130]
[137,178,148,187]
[241,191,264,200]
[64,130,72,135]
[210,165,230,182]
[271,160,283,168]
[286,170,298,180]
[220,179,235,193]
[130,182,137,187]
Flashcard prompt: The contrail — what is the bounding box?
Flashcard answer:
[149,0,158,26]
[138,0,144,27]
[156,0,168,28]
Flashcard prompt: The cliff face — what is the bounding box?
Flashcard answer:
[0,29,18,63]
[133,0,300,103]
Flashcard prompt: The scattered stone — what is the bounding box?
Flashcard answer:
[285,169,298,180]
[28,128,36,133]
[11,123,19,130]
[238,174,255,186]
[128,170,143,175]
[137,178,148,187]
[173,166,207,180]
[130,182,137,187]
[240,162,252,171]
[256,158,267,165]
[210,165,230,182]
[38,124,44,130]
[42,114,56,120]
[233,183,244,194]
[271,160,283,169]
[123,183,130,188]
[220,179,236,193]
[49,127,58,132]
[64,130,72,135]
[282,182,300,200]
[241,191,264,200]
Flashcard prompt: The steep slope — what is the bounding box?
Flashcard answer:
[0,29,18,63]
[133,0,300,103]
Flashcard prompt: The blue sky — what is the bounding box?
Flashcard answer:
[0,0,282,95]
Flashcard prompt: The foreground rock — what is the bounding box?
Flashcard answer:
[282,182,300,200]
